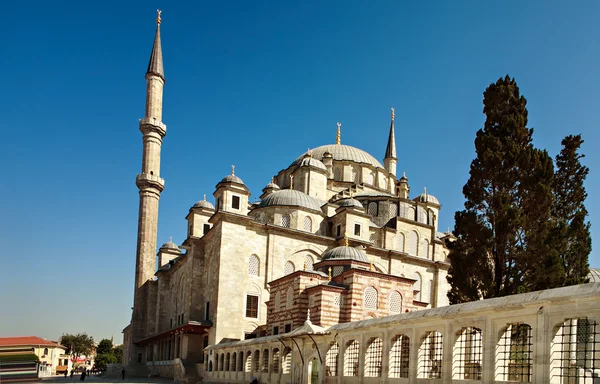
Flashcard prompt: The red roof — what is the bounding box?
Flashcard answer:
[0,336,65,349]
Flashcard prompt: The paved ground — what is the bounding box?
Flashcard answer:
[41,375,173,383]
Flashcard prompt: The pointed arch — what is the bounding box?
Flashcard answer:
[408,231,419,256]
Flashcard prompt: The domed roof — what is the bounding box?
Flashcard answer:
[160,239,180,252]
[193,199,215,210]
[292,144,384,169]
[588,268,600,283]
[264,180,280,190]
[221,174,245,185]
[414,192,440,205]
[298,157,327,171]
[258,189,324,212]
[322,246,369,263]
[336,197,364,210]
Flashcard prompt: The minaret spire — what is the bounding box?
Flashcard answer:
[384,107,397,177]
[147,10,164,81]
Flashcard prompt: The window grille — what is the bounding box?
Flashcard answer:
[325,342,339,376]
[284,261,295,276]
[245,352,252,372]
[389,334,410,378]
[286,287,294,308]
[274,292,281,310]
[418,206,427,224]
[225,353,230,371]
[422,239,430,259]
[282,347,292,374]
[304,255,314,271]
[248,255,259,276]
[389,203,397,219]
[397,233,405,252]
[550,318,599,382]
[334,294,343,307]
[344,340,360,376]
[246,295,259,318]
[351,166,358,182]
[408,206,416,220]
[383,177,388,190]
[408,231,418,256]
[368,202,378,216]
[334,166,343,181]
[389,290,402,313]
[281,214,291,228]
[399,203,408,219]
[364,286,378,309]
[303,216,313,232]
[232,352,237,371]
[418,331,443,379]
[364,338,383,377]
[262,349,269,372]
[454,327,483,380]
[496,324,532,382]
[413,273,422,301]
[253,350,260,372]
[272,348,280,373]
[333,266,344,276]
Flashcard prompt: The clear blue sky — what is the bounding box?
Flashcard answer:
[1,1,598,344]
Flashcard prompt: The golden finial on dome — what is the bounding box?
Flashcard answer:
[343,237,349,247]
[303,262,307,271]
[290,175,294,189]
[231,165,235,176]
[336,122,341,145]
[328,266,332,280]
[391,107,395,120]
[156,9,162,25]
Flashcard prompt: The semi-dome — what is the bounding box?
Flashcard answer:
[193,199,215,210]
[414,193,440,205]
[221,174,245,185]
[298,157,327,171]
[322,245,369,263]
[292,144,384,169]
[258,189,324,212]
[589,268,600,283]
[336,197,364,210]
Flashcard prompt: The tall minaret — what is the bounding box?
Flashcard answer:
[384,107,397,176]
[134,10,166,293]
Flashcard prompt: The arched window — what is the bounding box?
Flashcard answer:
[408,206,416,220]
[366,171,375,185]
[284,261,295,276]
[496,324,532,382]
[422,239,430,259]
[208,360,213,372]
[413,272,422,301]
[418,331,443,379]
[325,342,339,376]
[220,354,224,371]
[274,292,281,310]
[253,349,260,372]
[286,287,294,308]
[225,352,230,371]
[398,233,405,252]
[248,255,259,276]
[282,347,292,374]
[272,348,280,373]
[333,166,343,181]
[344,340,360,376]
[550,318,599,383]
[281,214,291,228]
[453,327,483,380]
[368,202,378,216]
[388,203,397,219]
[418,206,427,224]
[43,348,48,356]
[365,337,383,377]
[428,210,435,226]
[408,231,419,256]
[389,290,402,314]
[303,216,313,232]
[382,177,388,190]
[262,349,269,372]
[389,334,410,378]
[245,351,252,372]
[304,255,314,271]
[364,286,378,309]
[351,166,359,182]
[238,352,244,371]
[232,352,237,371]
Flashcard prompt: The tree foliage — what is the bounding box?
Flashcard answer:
[446,75,589,303]
[60,333,95,364]
[94,353,118,371]
[96,339,113,356]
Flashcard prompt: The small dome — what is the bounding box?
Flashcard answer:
[414,193,439,205]
[322,246,369,263]
[292,144,384,169]
[258,189,324,212]
[193,197,215,210]
[588,268,600,283]
[298,157,327,171]
[160,240,180,252]
[221,174,245,185]
[264,180,280,190]
[336,198,364,210]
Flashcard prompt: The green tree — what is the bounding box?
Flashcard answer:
[60,333,95,365]
[112,345,123,363]
[94,353,117,371]
[447,75,561,303]
[96,339,113,356]
[552,134,591,285]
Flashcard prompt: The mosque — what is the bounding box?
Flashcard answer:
[123,13,600,384]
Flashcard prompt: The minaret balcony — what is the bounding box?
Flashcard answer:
[139,117,167,136]
[136,173,165,192]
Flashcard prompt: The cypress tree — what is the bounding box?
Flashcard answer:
[447,75,559,303]
[552,135,591,285]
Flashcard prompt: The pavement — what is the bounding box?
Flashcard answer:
[40,374,174,383]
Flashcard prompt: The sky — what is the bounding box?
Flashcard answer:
[1,1,598,345]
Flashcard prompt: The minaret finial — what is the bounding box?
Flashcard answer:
[303,261,306,271]
[391,107,395,120]
[306,308,311,322]
[336,122,341,145]
[156,9,162,25]
[203,194,207,201]
[403,171,406,178]
[290,175,294,189]
[231,165,235,176]
[328,266,332,280]
[424,186,427,196]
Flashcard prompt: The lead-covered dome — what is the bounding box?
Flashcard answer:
[322,246,369,263]
[193,197,215,210]
[298,157,327,171]
[589,268,600,283]
[160,240,180,252]
[293,144,384,169]
[336,197,364,210]
[258,189,324,212]
[221,174,245,185]
[414,193,440,205]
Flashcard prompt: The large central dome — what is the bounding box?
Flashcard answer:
[292,144,384,169]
